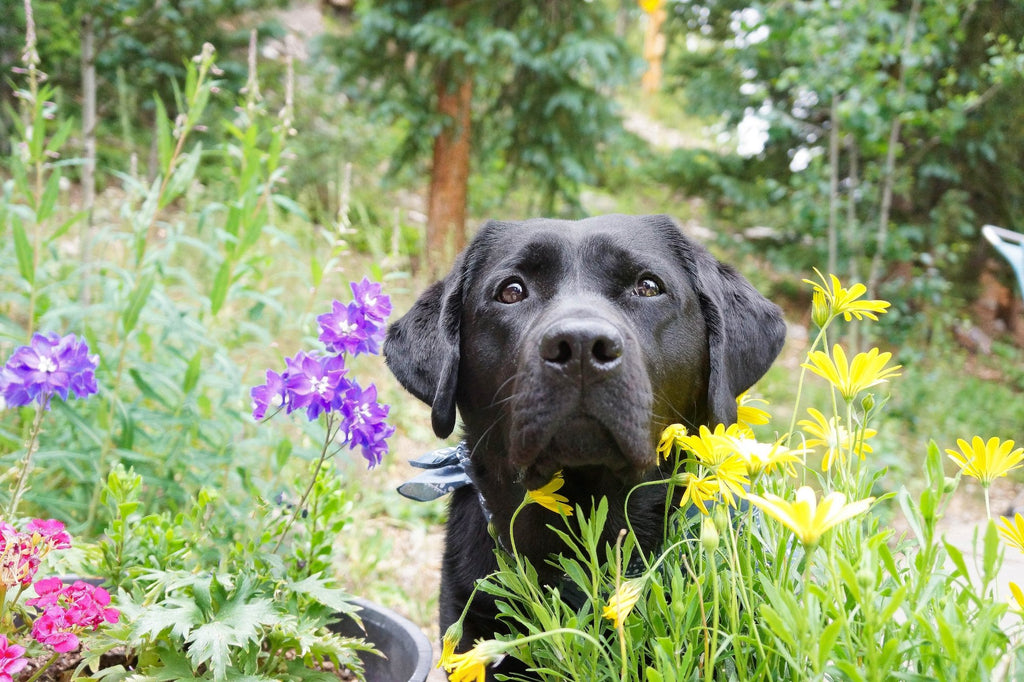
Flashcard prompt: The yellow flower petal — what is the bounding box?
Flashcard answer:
[603,578,645,628]
[802,345,901,402]
[747,486,874,547]
[1010,582,1024,612]
[441,640,506,681]
[658,423,688,460]
[803,269,891,325]
[997,513,1024,554]
[946,436,1024,488]
[526,471,574,515]
[798,407,876,471]
[736,391,771,430]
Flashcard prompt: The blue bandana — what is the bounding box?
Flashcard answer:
[396,441,473,502]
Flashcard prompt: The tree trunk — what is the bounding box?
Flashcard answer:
[426,72,472,276]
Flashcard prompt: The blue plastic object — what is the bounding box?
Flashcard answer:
[982,224,1024,299]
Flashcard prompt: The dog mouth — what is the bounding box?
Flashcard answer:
[514,415,655,490]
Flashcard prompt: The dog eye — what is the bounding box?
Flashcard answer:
[497,279,528,304]
[634,277,663,297]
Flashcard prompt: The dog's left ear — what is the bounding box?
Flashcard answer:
[654,216,786,426]
[383,255,465,439]
[697,257,786,426]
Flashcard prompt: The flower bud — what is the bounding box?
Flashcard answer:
[861,393,875,414]
[712,504,730,536]
[701,515,720,554]
[811,289,832,329]
[942,476,958,494]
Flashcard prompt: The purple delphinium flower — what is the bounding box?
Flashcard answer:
[317,301,381,356]
[341,381,394,467]
[350,277,392,323]
[252,279,394,467]
[250,368,288,420]
[1,332,99,409]
[318,278,391,357]
[284,352,350,421]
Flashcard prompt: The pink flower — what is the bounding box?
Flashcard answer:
[31,607,79,653]
[25,519,72,550]
[0,635,28,682]
[61,581,119,628]
[27,576,64,609]
[0,519,72,588]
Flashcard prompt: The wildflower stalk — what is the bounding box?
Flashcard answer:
[785,322,831,451]
[6,404,47,518]
[84,49,217,531]
[272,414,340,555]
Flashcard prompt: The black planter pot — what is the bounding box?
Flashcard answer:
[330,597,434,682]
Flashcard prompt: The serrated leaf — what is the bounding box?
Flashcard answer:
[130,596,203,642]
[187,595,277,681]
[288,575,358,615]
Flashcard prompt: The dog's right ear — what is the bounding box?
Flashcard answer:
[383,259,463,439]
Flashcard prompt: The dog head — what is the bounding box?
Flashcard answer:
[385,215,785,489]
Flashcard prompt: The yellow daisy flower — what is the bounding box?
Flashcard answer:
[802,345,901,402]
[727,436,805,477]
[710,454,750,507]
[1010,582,1024,612]
[747,485,874,547]
[736,391,771,431]
[946,437,1024,488]
[603,577,645,629]
[441,640,507,682]
[798,407,877,471]
[526,471,573,515]
[803,269,891,323]
[679,472,719,515]
[997,513,1024,554]
[679,424,746,465]
[658,423,688,460]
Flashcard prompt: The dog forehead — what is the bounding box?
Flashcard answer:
[475,215,672,272]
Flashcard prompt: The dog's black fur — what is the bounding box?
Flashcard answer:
[384,215,785,678]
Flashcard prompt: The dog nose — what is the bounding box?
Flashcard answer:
[539,319,623,372]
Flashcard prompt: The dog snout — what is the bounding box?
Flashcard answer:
[539,318,624,374]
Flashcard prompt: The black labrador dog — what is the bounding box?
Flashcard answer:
[384,214,784,676]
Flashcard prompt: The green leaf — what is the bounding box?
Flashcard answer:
[122,272,156,335]
[210,260,232,316]
[942,538,970,580]
[183,351,202,394]
[130,596,203,642]
[982,518,1000,586]
[288,574,358,615]
[129,369,170,408]
[154,96,173,171]
[12,220,34,285]
[37,169,63,223]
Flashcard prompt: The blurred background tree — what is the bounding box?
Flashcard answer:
[0,0,286,166]
[320,0,637,273]
[659,0,1024,342]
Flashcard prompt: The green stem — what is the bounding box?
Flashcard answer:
[7,403,47,518]
[786,323,831,449]
[273,414,338,555]
[23,651,60,682]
